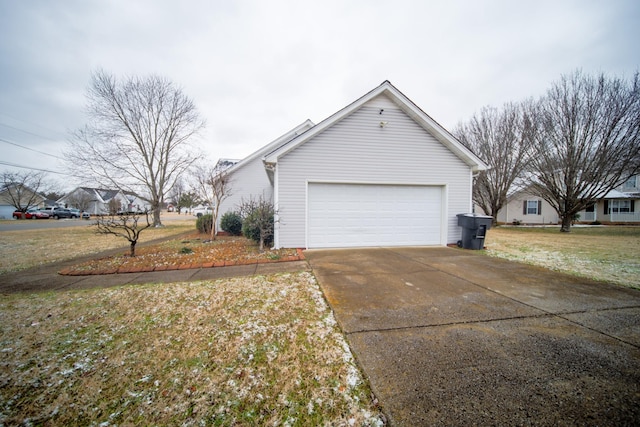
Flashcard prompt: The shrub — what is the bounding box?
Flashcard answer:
[242,209,274,248]
[220,211,243,236]
[196,214,213,234]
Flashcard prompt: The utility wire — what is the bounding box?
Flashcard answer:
[0,160,68,176]
[0,137,65,160]
[0,122,62,142]
[0,112,64,137]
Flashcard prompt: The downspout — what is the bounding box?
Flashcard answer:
[263,160,279,249]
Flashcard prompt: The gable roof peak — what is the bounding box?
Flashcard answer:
[264,82,488,172]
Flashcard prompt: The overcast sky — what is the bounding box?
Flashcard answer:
[1,0,638,191]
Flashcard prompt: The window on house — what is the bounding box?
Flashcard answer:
[523,200,542,215]
[608,200,632,213]
[623,175,637,190]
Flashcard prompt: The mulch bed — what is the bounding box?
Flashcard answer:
[59,235,304,276]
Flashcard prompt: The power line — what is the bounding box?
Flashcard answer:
[0,160,68,176]
[0,122,62,142]
[0,112,65,137]
[0,137,65,160]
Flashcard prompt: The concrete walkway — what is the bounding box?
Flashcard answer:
[306,247,640,426]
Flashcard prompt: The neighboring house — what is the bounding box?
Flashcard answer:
[217,80,488,249]
[0,184,46,219]
[58,187,150,215]
[486,174,640,225]
[490,189,559,225]
[578,174,640,223]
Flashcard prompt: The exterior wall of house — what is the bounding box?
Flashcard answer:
[216,155,274,227]
[492,191,559,224]
[275,95,473,248]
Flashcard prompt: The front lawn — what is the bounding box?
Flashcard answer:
[0,272,384,426]
[485,226,640,289]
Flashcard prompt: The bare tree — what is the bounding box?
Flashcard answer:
[455,102,532,223]
[0,171,47,217]
[94,212,152,257]
[66,191,93,212]
[67,69,205,227]
[194,163,232,240]
[525,70,640,232]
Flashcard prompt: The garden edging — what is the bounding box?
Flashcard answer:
[58,248,306,276]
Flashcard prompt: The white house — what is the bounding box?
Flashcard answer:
[58,187,150,215]
[579,174,640,223]
[491,189,559,225]
[488,174,640,225]
[217,81,488,249]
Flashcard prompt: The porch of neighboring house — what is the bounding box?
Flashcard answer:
[580,197,639,223]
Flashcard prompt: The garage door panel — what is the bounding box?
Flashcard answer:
[308,183,442,248]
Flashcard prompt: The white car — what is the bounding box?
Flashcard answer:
[192,206,212,217]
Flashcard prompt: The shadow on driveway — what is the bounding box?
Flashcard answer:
[306,247,640,426]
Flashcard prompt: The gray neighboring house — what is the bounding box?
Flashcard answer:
[0,184,46,219]
[217,80,488,249]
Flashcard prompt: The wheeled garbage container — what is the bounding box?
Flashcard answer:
[456,213,493,250]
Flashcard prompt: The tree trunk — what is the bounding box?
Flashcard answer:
[153,207,162,227]
[129,241,137,257]
[560,215,572,232]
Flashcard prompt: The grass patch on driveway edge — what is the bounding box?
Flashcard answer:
[485,226,640,289]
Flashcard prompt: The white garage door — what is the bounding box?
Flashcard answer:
[307,183,442,248]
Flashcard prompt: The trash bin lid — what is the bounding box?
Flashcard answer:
[456,213,493,219]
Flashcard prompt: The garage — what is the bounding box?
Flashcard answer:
[307,183,443,248]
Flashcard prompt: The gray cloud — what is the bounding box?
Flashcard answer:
[1,0,638,190]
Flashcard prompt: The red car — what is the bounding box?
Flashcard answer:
[12,209,50,219]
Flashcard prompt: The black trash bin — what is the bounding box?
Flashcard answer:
[456,213,493,250]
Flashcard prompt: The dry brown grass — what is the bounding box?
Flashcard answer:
[485,226,640,289]
[0,272,384,426]
[0,216,195,274]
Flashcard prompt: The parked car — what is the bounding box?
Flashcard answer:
[12,208,50,219]
[51,208,79,219]
[192,206,212,217]
[81,211,91,219]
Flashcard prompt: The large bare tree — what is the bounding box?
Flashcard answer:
[0,171,47,216]
[67,69,205,227]
[526,71,640,232]
[455,102,532,223]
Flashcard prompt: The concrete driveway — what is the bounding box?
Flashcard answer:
[305,247,640,426]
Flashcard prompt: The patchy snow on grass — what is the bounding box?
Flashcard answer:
[0,272,384,426]
[485,227,640,288]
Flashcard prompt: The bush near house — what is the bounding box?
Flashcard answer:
[196,214,213,234]
[242,209,274,248]
[220,211,243,236]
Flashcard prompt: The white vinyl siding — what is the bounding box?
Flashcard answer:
[275,94,471,248]
[217,157,273,228]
